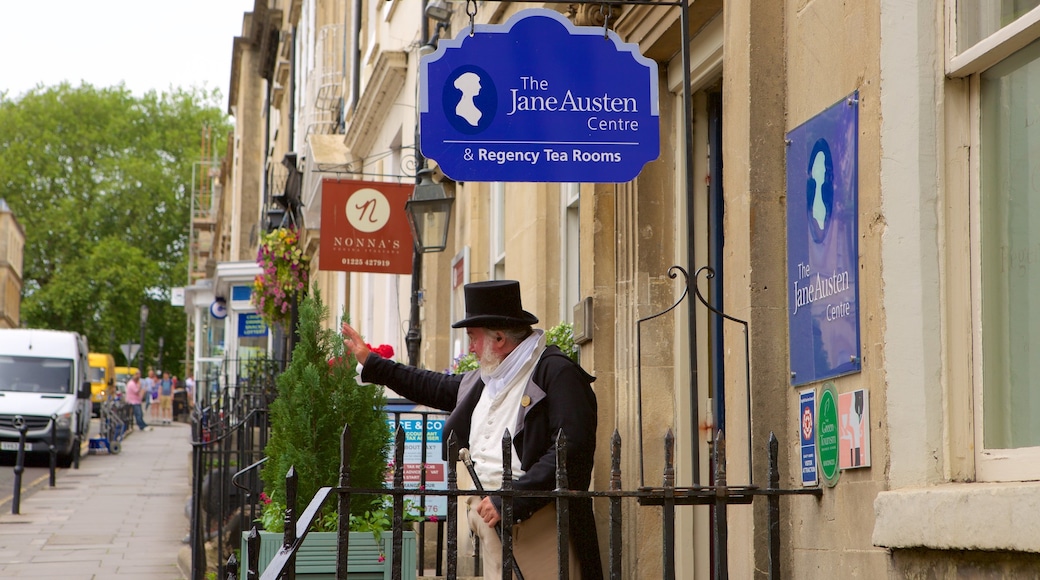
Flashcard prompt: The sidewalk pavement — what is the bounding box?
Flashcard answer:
[0,421,193,579]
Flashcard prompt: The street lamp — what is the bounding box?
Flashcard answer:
[139,304,149,371]
[404,168,454,366]
[405,168,454,253]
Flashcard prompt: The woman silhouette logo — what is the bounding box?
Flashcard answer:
[805,138,834,244]
[454,72,483,126]
[443,66,497,134]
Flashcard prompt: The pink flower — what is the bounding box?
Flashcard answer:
[378,554,385,563]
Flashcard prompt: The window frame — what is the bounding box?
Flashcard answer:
[559,183,580,323]
[947,0,1040,481]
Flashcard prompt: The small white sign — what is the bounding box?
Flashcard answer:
[171,287,185,307]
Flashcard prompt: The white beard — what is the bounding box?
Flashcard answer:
[479,340,504,379]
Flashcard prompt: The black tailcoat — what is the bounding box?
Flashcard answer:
[361,346,603,580]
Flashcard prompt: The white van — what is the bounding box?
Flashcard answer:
[0,329,92,467]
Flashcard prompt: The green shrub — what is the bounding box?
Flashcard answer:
[259,287,391,532]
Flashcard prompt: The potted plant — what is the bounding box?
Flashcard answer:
[252,226,310,328]
[245,287,417,579]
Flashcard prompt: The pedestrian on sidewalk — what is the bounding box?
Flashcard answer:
[146,369,159,421]
[159,371,174,424]
[125,370,152,431]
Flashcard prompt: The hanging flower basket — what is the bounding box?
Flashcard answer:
[252,227,310,327]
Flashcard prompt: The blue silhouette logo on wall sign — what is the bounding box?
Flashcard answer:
[419,8,659,183]
[806,138,834,244]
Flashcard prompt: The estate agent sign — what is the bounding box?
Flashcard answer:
[786,92,862,386]
[320,179,413,274]
[419,8,659,183]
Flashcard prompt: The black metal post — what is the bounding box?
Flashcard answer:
[247,527,261,580]
[609,430,622,580]
[48,414,57,486]
[768,433,781,580]
[284,466,298,580]
[225,553,239,580]
[662,430,675,580]
[139,310,147,372]
[446,432,459,579]
[405,250,423,367]
[500,431,517,580]
[336,424,352,580]
[191,417,207,580]
[392,426,406,580]
[554,430,570,580]
[11,417,27,514]
[713,430,729,580]
[418,413,429,573]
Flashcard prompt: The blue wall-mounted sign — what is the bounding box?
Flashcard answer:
[799,388,818,487]
[238,312,268,338]
[231,285,252,303]
[419,9,660,183]
[786,92,861,386]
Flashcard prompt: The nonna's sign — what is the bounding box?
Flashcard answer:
[419,9,660,183]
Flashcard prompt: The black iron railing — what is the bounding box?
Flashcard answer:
[230,423,820,580]
[189,358,282,580]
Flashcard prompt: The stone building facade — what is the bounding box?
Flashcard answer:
[0,199,24,328]
[193,0,1040,577]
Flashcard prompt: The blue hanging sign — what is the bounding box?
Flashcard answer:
[419,9,660,183]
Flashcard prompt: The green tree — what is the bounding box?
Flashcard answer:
[261,287,391,526]
[0,82,231,372]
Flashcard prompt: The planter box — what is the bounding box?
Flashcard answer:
[242,530,417,580]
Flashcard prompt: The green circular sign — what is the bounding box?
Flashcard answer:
[817,382,840,486]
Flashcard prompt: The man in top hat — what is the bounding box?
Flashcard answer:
[341,279,602,580]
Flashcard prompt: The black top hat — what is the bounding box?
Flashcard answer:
[451,280,539,328]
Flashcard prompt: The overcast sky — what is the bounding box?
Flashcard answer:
[1,0,256,100]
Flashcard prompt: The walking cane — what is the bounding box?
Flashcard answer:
[459,448,526,580]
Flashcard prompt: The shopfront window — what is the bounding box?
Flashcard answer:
[199,312,225,359]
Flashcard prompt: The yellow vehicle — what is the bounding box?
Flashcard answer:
[88,353,116,417]
[114,366,138,394]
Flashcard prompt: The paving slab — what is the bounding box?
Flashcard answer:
[0,422,192,579]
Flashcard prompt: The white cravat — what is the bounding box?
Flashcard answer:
[470,330,545,488]
[480,330,543,398]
